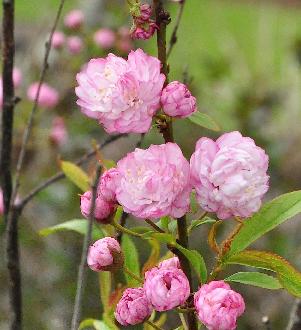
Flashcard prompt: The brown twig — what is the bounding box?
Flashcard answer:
[11,0,66,206]
[145,218,165,233]
[286,299,301,330]
[166,0,186,59]
[71,165,102,330]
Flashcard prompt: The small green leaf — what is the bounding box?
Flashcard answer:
[188,111,220,131]
[79,319,110,330]
[39,219,104,241]
[225,272,282,290]
[144,232,176,244]
[103,159,116,170]
[226,250,301,297]
[60,160,90,191]
[122,234,140,286]
[156,216,170,232]
[175,244,207,283]
[190,216,216,231]
[225,191,301,259]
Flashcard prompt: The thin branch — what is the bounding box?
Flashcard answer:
[71,165,102,330]
[18,134,126,210]
[11,0,66,206]
[166,0,185,59]
[145,218,165,233]
[286,299,301,330]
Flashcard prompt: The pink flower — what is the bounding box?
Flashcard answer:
[64,9,84,29]
[115,287,153,326]
[67,36,83,54]
[27,82,59,109]
[0,68,22,107]
[136,4,152,22]
[158,257,180,270]
[87,237,123,272]
[130,21,158,40]
[51,31,65,49]
[75,49,165,133]
[161,81,197,118]
[115,143,191,219]
[49,117,68,146]
[0,188,4,216]
[98,168,119,203]
[190,131,269,219]
[194,281,245,330]
[93,28,116,49]
[144,266,190,311]
[80,191,115,223]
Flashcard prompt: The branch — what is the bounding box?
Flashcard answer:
[153,1,197,329]
[166,0,185,59]
[18,134,126,210]
[11,0,66,206]
[286,299,301,330]
[71,165,102,330]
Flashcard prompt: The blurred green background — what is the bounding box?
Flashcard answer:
[1,0,301,329]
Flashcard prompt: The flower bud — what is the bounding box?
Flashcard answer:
[27,82,59,109]
[115,287,152,326]
[161,81,197,118]
[130,21,157,40]
[64,9,84,30]
[87,237,124,272]
[51,31,65,50]
[158,256,180,270]
[93,28,116,49]
[80,191,115,223]
[144,267,190,311]
[67,36,83,54]
[137,4,152,22]
[194,281,245,330]
[98,168,119,203]
[49,117,68,146]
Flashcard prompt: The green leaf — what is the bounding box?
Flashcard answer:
[79,319,110,330]
[188,111,220,131]
[225,191,301,259]
[144,232,176,244]
[156,216,170,232]
[226,250,301,297]
[189,216,216,231]
[225,271,282,290]
[99,272,111,314]
[60,160,90,191]
[122,234,140,286]
[175,244,207,283]
[39,219,104,241]
[103,159,116,170]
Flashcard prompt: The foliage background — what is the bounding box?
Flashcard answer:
[1,0,301,328]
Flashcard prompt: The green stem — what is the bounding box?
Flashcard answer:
[124,266,144,284]
[112,218,143,238]
[146,320,164,330]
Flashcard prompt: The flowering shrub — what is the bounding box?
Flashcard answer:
[1,1,301,330]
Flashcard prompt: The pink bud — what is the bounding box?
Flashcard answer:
[80,191,115,223]
[194,281,245,330]
[130,21,158,40]
[93,28,116,49]
[87,237,123,272]
[12,68,22,88]
[27,82,59,109]
[115,287,153,326]
[67,36,83,54]
[0,188,4,216]
[158,257,180,270]
[49,117,68,146]
[137,4,152,22]
[51,31,65,49]
[64,9,84,30]
[144,267,190,311]
[161,81,197,118]
[98,168,119,203]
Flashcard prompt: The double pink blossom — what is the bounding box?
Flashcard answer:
[27,82,59,109]
[190,131,269,219]
[194,281,245,330]
[75,49,165,133]
[87,237,123,272]
[115,287,153,326]
[115,143,191,219]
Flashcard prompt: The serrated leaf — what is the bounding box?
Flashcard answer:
[225,191,301,259]
[60,160,90,191]
[122,234,140,286]
[188,111,220,131]
[225,271,282,290]
[190,216,216,231]
[39,219,104,241]
[226,250,301,297]
[175,244,207,283]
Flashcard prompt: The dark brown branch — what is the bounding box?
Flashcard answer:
[153,1,197,329]
[286,299,301,330]
[18,134,126,210]
[71,165,102,330]
[11,0,66,206]
[167,0,185,59]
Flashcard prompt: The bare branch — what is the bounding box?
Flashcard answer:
[11,0,66,206]
[71,165,102,330]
